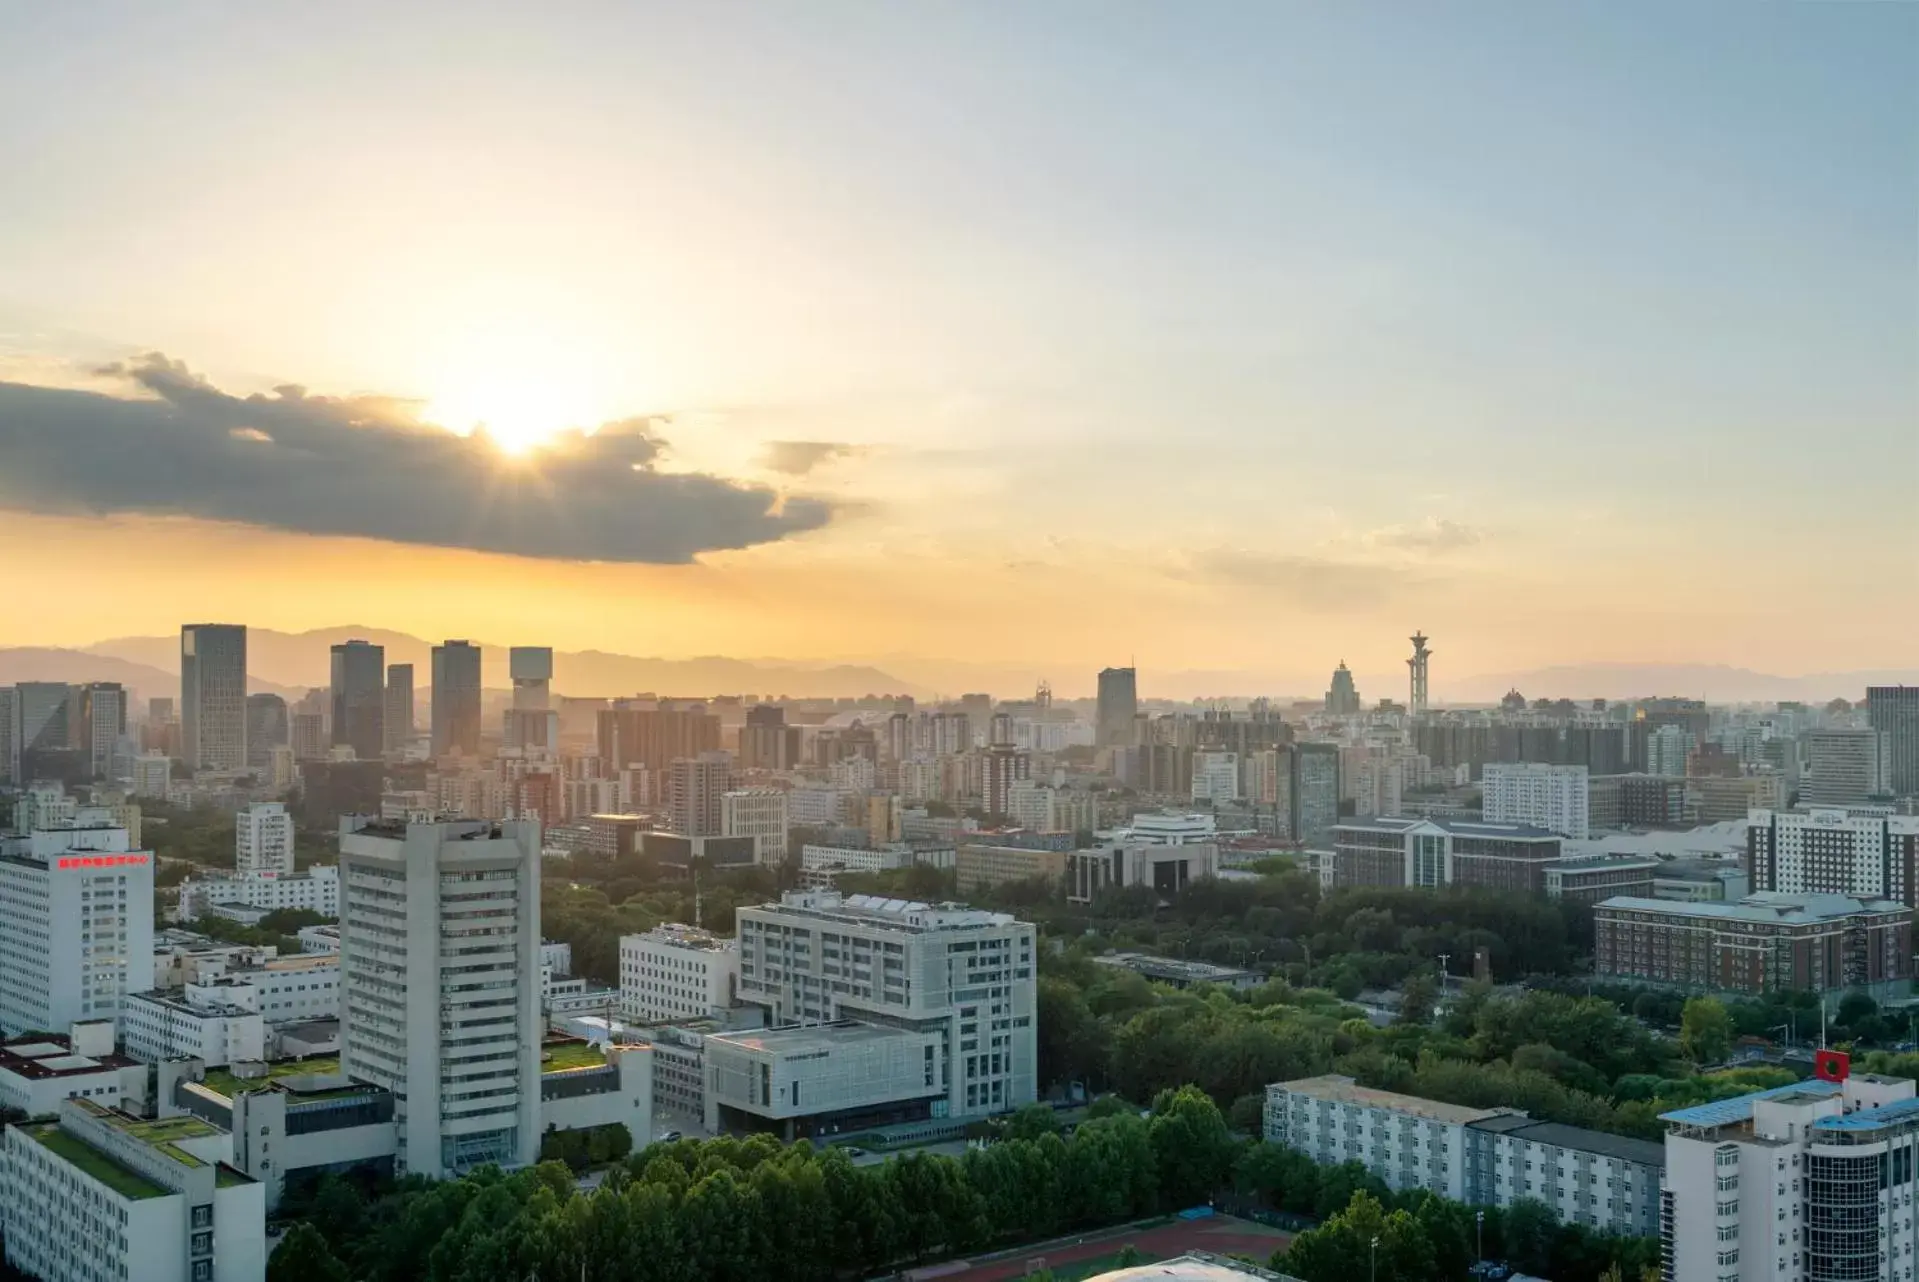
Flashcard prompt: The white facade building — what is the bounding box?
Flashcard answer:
[1748,807,1919,904]
[734,891,1037,1123]
[1647,725,1696,779]
[178,865,341,921]
[1482,762,1592,839]
[234,803,294,877]
[0,1022,145,1118]
[338,818,542,1179]
[619,924,738,1022]
[1004,783,1098,835]
[0,824,155,1035]
[1660,1071,1919,1282]
[2,1097,265,1282]
[123,982,266,1067]
[1191,751,1241,804]
[787,786,855,826]
[1120,811,1219,845]
[1264,1075,1494,1202]
[721,789,790,865]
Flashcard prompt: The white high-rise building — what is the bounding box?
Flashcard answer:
[133,753,172,800]
[1191,751,1241,804]
[1804,730,1891,806]
[1747,807,1919,904]
[0,824,155,1035]
[1661,1070,1919,1282]
[734,890,1037,1119]
[1481,762,1591,839]
[338,817,541,1179]
[618,924,739,1022]
[720,788,789,865]
[1646,725,1695,779]
[180,623,248,774]
[235,801,294,877]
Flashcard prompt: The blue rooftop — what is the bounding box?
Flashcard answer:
[1814,1094,1919,1132]
[1660,1078,1842,1126]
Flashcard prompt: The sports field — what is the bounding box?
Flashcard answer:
[905,1213,1292,1282]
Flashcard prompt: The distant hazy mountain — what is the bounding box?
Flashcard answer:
[0,647,301,701]
[1448,663,1919,705]
[82,627,921,699]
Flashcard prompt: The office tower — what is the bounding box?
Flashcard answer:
[596,703,721,771]
[721,789,790,864]
[1096,667,1139,747]
[384,663,414,754]
[1804,729,1889,805]
[15,682,72,754]
[0,687,15,785]
[1191,751,1240,803]
[132,753,171,799]
[1406,632,1432,716]
[667,751,733,836]
[329,639,386,761]
[1290,742,1341,845]
[1868,686,1919,797]
[981,743,1032,817]
[430,640,483,757]
[1643,724,1694,778]
[290,712,327,760]
[730,890,1038,1120]
[338,818,541,1178]
[1324,662,1361,715]
[740,704,798,771]
[180,623,247,772]
[1748,807,1919,906]
[0,822,155,1034]
[244,692,289,771]
[1480,762,1591,839]
[76,682,126,779]
[235,800,295,876]
[509,647,553,710]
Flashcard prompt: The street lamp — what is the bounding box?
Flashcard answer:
[1371,1234,1379,1282]
[1475,1210,1484,1265]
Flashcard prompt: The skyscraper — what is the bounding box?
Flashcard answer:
[244,692,288,771]
[982,743,1033,817]
[338,818,542,1178]
[1096,667,1139,747]
[181,623,247,772]
[1324,663,1361,715]
[667,751,733,836]
[596,703,721,771]
[384,663,414,753]
[1804,729,1890,806]
[739,704,798,771]
[509,647,552,710]
[1868,686,1919,798]
[330,639,387,761]
[0,688,16,785]
[15,683,72,754]
[430,640,483,757]
[1291,742,1341,845]
[76,682,126,779]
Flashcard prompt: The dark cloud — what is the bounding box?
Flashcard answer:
[0,354,833,562]
[760,440,862,476]
[1368,518,1483,552]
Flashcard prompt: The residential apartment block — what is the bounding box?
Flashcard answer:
[1482,762,1591,839]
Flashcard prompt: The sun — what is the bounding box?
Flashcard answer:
[427,382,572,456]
[420,328,616,457]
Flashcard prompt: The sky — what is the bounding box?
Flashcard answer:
[1,2,1914,697]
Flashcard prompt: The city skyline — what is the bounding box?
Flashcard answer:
[2,4,1914,682]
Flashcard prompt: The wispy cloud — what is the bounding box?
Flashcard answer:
[0,354,833,563]
[760,440,865,476]
[1173,547,1432,611]
[1366,517,1484,553]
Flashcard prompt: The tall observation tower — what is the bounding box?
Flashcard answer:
[1407,632,1432,716]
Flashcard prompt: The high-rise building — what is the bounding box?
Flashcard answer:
[1096,667,1139,748]
[1324,662,1361,715]
[0,823,155,1034]
[739,704,799,770]
[1804,729,1889,805]
[1868,686,1919,798]
[666,752,732,836]
[1748,807,1919,907]
[1190,751,1240,804]
[338,817,541,1178]
[1291,742,1341,844]
[1481,762,1591,839]
[76,682,126,779]
[244,692,288,772]
[720,789,789,864]
[132,753,170,799]
[329,639,386,762]
[180,623,247,772]
[290,712,327,761]
[1644,724,1694,778]
[1407,631,1432,716]
[235,801,295,877]
[510,647,553,710]
[596,703,721,771]
[384,663,414,754]
[0,687,17,785]
[430,640,483,757]
[981,744,1032,817]
[15,682,72,754]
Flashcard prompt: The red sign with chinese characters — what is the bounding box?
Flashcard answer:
[1815,1049,1851,1083]
[55,854,150,870]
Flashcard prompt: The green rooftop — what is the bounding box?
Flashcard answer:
[541,1040,608,1074]
[26,1125,169,1201]
[200,1056,342,1099]
[215,1164,254,1188]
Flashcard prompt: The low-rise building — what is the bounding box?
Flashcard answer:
[1465,1113,1663,1237]
[1542,855,1661,905]
[0,1022,145,1118]
[1331,816,1563,894]
[123,983,267,1067]
[1594,891,1913,1001]
[955,842,1069,895]
[619,924,739,1023]
[1091,952,1260,990]
[704,1020,946,1139]
[177,865,340,921]
[1588,774,1687,831]
[1,1097,264,1282]
[1066,841,1219,903]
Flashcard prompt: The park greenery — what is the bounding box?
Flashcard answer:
[267,1089,1656,1282]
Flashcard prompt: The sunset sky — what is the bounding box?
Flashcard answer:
[1,3,1914,696]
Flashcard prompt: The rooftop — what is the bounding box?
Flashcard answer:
[1466,1115,1664,1166]
[1272,1075,1512,1126]
[1332,816,1560,841]
[1093,952,1261,984]
[707,1021,924,1056]
[200,1055,343,1098]
[25,1124,169,1200]
[1659,1078,1843,1126]
[541,1039,609,1074]
[0,1036,136,1080]
[71,1099,222,1170]
[1597,891,1907,924]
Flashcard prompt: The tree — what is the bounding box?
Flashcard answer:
[269,1222,349,1282]
[1396,973,1438,1026]
[1148,1086,1240,1208]
[1113,1245,1145,1269]
[1281,1191,1436,1282]
[1679,996,1733,1066]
